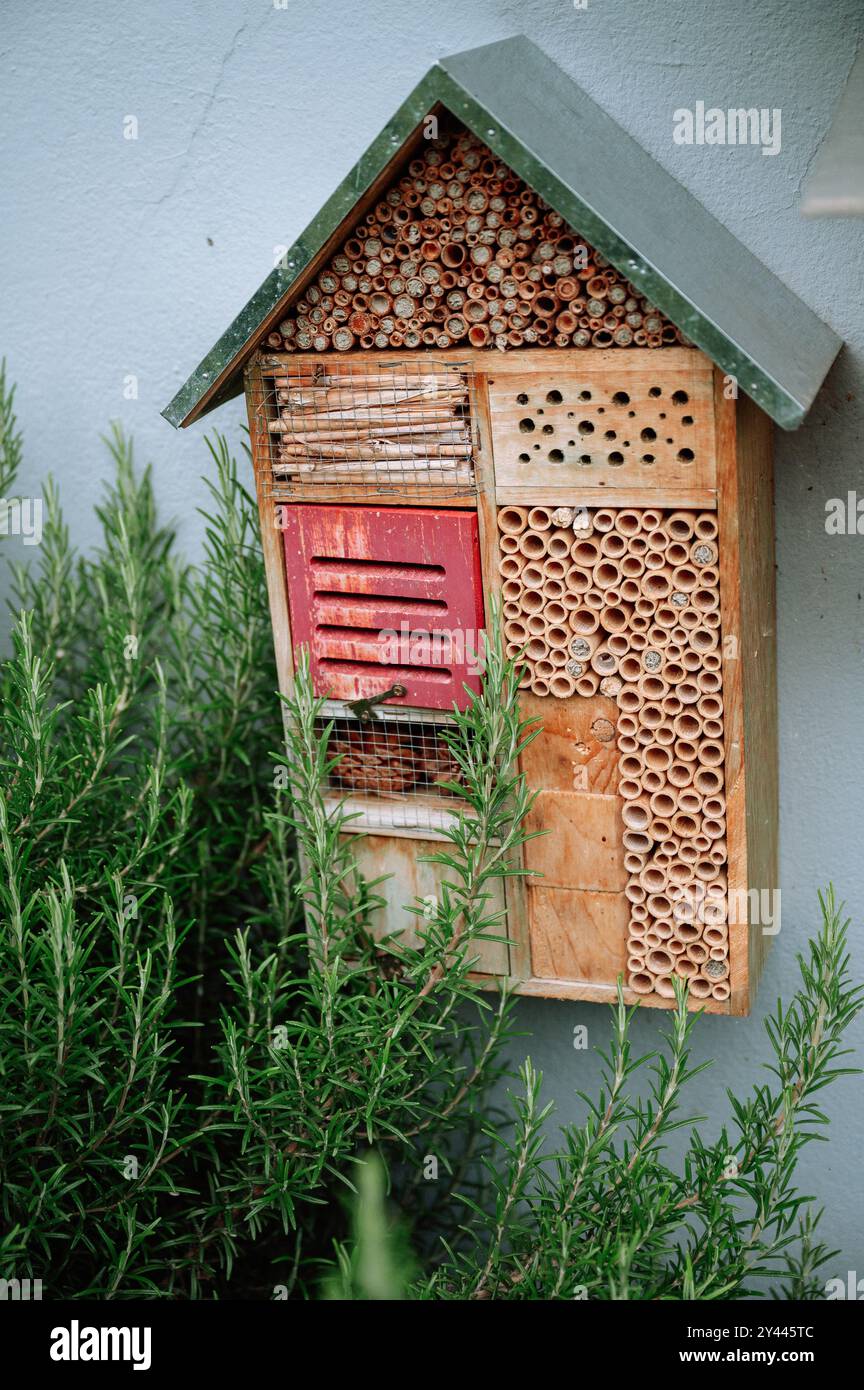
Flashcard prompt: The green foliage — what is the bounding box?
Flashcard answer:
[417,888,862,1299]
[0,376,859,1300]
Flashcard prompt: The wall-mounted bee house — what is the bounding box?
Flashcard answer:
[164,36,841,1014]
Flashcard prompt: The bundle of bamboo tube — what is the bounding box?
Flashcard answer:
[270,121,684,354]
[497,504,729,1000]
[269,363,473,484]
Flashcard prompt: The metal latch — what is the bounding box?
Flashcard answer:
[345,683,407,724]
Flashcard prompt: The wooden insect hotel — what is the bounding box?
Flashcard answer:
[164,37,841,1013]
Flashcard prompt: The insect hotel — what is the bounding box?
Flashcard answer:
[164,37,840,1014]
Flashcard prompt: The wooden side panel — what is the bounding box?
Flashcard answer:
[716,376,777,1015]
[736,389,777,1011]
[245,361,296,699]
[345,833,509,975]
[486,353,716,494]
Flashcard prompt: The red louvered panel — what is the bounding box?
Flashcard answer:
[280,504,484,711]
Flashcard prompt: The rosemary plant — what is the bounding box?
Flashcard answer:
[0,368,859,1300]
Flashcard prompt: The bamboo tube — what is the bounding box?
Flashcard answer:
[576,671,600,696]
[699,740,724,768]
[546,624,570,649]
[504,619,528,644]
[600,531,627,559]
[549,672,576,698]
[544,600,568,626]
[696,669,722,694]
[569,607,600,636]
[518,530,547,558]
[571,538,600,567]
[498,555,524,580]
[593,560,621,589]
[599,605,630,634]
[619,654,642,682]
[498,506,527,534]
[694,514,718,541]
[624,830,653,855]
[617,685,642,714]
[520,589,544,615]
[619,579,641,603]
[702,958,729,982]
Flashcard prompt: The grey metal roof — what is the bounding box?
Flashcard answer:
[163,35,841,432]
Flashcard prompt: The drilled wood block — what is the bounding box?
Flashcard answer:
[529,886,629,982]
[487,355,715,492]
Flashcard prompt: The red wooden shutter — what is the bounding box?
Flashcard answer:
[280,504,484,711]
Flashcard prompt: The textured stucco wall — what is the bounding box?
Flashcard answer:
[3,0,864,1285]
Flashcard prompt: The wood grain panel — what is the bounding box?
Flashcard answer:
[519,692,619,794]
[524,791,625,891]
[529,885,629,982]
[346,833,509,975]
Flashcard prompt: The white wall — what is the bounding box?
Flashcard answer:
[3,0,864,1285]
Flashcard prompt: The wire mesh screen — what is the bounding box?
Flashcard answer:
[255,355,477,501]
[317,707,464,831]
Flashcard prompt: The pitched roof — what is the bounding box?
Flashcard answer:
[163,35,841,432]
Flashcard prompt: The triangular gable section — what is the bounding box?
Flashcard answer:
[163,36,841,431]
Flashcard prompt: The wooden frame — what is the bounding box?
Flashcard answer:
[246,347,777,1015]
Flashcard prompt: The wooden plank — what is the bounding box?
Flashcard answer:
[494,486,716,510]
[733,385,777,1012]
[519,691,619,795]
[523,791,626,891]
[345,832,509,975]
[262,346,703,377]
[715,371,748,1015]
[513,975,730,1013]
[245,360,296,698]
[473,368,533,984]
[271,485,477,509]
[528,885,629,982]
[486,354,716,492]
